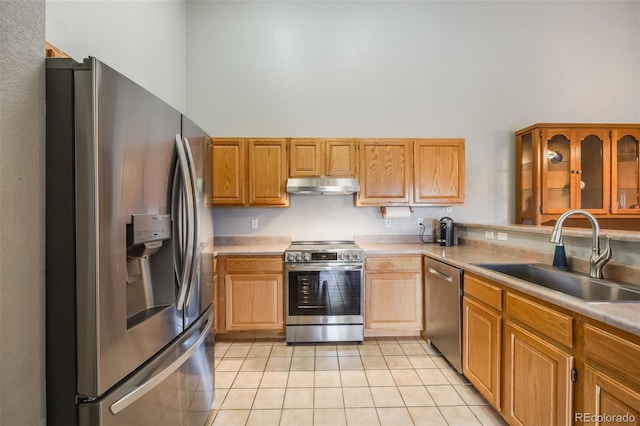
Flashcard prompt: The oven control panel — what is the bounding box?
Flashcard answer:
[285,250,362,263]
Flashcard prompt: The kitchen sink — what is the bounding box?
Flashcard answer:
[473,263,640,303]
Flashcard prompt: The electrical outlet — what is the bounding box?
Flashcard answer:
[417,218,424,226]
[497,232,508,241]
[485,231,495,239]
[251,218,258,229]
[385,218,392,228]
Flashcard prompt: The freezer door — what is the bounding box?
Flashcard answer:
[74,58,185,397]
[79,306,214,426]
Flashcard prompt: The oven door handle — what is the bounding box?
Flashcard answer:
[285,263,363,271]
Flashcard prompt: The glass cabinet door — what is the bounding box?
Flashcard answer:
[577,129,608,213]
[517,131,535,224]
[612,129,640,214]
[541,129,572,212]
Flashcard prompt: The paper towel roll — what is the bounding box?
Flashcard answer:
[381,206,412,219]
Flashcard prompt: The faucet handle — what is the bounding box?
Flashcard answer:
[601,235,612,256]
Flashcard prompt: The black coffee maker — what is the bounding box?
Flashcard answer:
[437,217,454,246]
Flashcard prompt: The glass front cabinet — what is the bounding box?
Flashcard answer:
[611,129,640,214]
[516,124,640,229]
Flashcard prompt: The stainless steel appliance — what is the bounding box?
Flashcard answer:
[285,241,364,343]
[45,57,214,426]
[286,177,360,195]
[425,257,463,373]
[437,216,455,246]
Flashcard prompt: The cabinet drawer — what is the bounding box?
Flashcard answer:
[366,256,422,272]
[506,293,573,348]
[225,256,283,273]
[585,324,640,385]
[465,274,503,311]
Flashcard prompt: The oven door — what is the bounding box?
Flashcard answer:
[285,263,363,325]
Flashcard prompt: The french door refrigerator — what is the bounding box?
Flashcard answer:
[45,57,214,426]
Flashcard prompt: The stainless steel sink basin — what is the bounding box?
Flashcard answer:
[473,263,640,303]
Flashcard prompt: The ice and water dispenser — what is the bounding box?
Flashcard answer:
[126,214,173,328]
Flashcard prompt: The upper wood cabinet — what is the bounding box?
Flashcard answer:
[516,123,640,228]
[414,139,465,204]
[206,138,288,207]
[207,136,465,207]
[357,138,465,206]
[611,128,640,214]
[208,139,245,206]
[289,138,357,177]
[357,139,413,205]
[538,127,610,215]
[248,139,289,205]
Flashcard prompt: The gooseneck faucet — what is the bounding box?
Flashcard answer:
[549,209,612,279]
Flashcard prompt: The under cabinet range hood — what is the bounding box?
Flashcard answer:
[286,177,360,195]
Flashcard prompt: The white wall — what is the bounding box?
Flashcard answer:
[0,2,46,425]
[46,0,187,111]
[186,1,640,239]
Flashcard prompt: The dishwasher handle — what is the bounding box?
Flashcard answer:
[428,267,454,283]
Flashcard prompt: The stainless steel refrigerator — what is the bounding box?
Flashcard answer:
[45,57,214,426]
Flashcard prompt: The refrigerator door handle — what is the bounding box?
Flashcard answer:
[173,134,195,311]
[109,307,213,415]
[182,136,200,308]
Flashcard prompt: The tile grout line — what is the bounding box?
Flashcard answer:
[211,337,504,425]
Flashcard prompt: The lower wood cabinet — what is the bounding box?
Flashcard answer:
[218,256,284,333]
[463,298,501,409]
[225,273,283,331]
[503,320,574,426]
[583,323,640,425]
[503,292,574,425]
[462,271,578,425]
[583,365,640,425]
[364,255,422,336]
[463,273,503,410]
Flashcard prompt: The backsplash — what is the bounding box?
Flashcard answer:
[458,224,640,287]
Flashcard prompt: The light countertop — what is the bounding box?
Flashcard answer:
[203,239,640,337]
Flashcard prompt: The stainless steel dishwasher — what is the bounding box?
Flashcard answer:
[425,257,463,373]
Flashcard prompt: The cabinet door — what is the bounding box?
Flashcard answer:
[611,128,640,214]
[225,273,283,331]
[463,297,501,410]
[583,365,640,426]
[516,130,540,225]
[541,128,575,213]
[414,139,465,204]
[290,139,322,177]
[357,139,412,205]
[576,128,609,214]
[504,321,573,426]
[209,139,245,206]
[248,139,289,206]
[325,139,357,177]
[365,271,422,331]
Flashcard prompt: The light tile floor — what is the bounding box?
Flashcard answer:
[208,337,507,426]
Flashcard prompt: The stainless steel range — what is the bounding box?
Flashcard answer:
[285,241,364,343]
